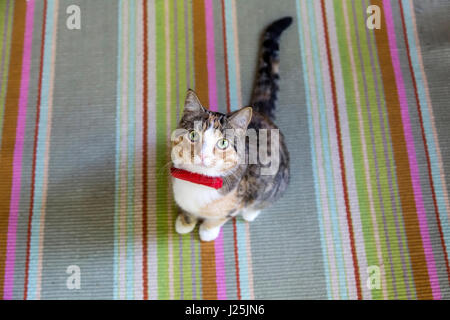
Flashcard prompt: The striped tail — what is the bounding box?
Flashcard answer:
[251,16,292,120]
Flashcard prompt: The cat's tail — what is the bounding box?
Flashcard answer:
[250,16,292,120]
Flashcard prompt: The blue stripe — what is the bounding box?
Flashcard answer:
[223,0,238,108]
[126,0,136,300]
[236,221,250,299]
[27,0,55,299]
[306,0,347,298]
[295,0,331,300]
[223,0,251,298]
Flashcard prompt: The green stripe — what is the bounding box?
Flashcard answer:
[354,0,415,298]
[354,0,406,298]
[333,0,381,299]
[0,1,14,148]
[331,0,372,299]
[351,0,396,297]
[0,1,6,66]
[176,0,194,299]
[186,0,202,299]
[168,0,181,300]
[0,0,6,147]
[155,0,169,299]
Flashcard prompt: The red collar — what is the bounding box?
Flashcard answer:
[170,167,223,189]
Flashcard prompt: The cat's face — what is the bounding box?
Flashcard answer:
[171,90,252,177]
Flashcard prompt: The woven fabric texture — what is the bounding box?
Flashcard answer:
[0,0,449,299]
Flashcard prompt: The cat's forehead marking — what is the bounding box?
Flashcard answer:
[199,111,225,131]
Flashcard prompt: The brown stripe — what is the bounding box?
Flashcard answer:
[200,240,217,300]
[0,0,26,298]
[192,0,217,300]
[192,0,209,105]
[371,0,432,299]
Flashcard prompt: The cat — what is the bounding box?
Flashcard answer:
[170,17,292,241]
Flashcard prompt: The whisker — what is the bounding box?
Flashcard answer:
[156,161,173,176]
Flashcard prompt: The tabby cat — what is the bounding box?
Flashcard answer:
[170,17,292,241]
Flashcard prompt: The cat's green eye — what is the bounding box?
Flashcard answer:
[216,138,229,150]
[188,130,200,142]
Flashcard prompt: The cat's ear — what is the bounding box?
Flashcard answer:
[228,107,253,130]
[184,89,204,114]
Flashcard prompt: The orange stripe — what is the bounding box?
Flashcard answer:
[0,0,26,298]
[371,0,432,299]
[192,0,209,106]
[192,0,217,300]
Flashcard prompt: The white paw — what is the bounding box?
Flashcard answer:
[242,210,261,222]
[175,215,196,234]
[199,224,221,242]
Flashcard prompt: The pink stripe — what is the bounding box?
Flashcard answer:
[383,0,441,299]
[204,0,226,299]
[204,0,218,111]
[214,229,227,299]
[3,0,35,300]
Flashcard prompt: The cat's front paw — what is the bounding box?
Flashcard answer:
[199,224,221,242]
[175,215,196,234]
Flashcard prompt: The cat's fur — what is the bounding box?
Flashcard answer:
[171,17,292,241]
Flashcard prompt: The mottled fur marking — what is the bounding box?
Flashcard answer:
[171,17,292,241]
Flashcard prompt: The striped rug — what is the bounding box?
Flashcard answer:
[0,0,449,299]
